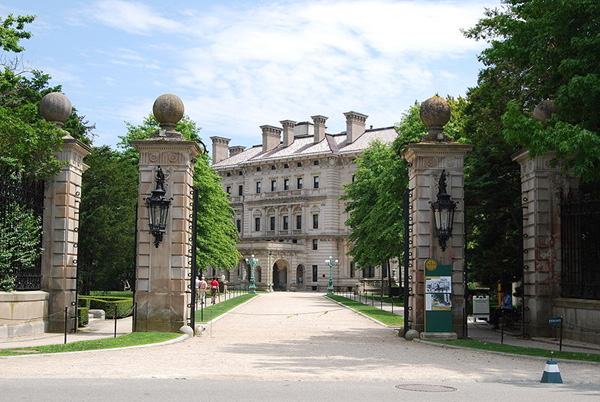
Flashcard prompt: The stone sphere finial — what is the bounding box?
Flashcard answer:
[39,92,72,127]
[533,99,557,123]
[420,96,451,142]
[152,94,184,137]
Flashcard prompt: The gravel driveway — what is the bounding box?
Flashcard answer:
[0,292,597,385]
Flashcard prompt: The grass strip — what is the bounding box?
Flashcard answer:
[327,295,403,326]
[426,338,600,363]
[195,293,256,323]
[0,332,181,357]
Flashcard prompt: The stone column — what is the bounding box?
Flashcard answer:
[132,94,201,333]
[512,149,574,336]
[402,97,472,338]
[39,92,91,332]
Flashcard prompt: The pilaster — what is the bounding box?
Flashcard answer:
[42,135,91,332]
[512,149,574,336]
[402,142,472,337]
[133,139,201,332]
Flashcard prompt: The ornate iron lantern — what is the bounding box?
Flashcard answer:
[145,166,172,247]
[430,170,457,252]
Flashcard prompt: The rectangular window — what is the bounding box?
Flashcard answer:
[313,214,319,229]
[256,181,262,193]
[296,215,302,230]
[350,262,355,278]
[270,216,275,231]
[312,265,318,282]
[284,178,290,190]
[236,219,241,233]
[238,185,243,196]
[254,217,261,232]
[297,177,303,189]
[312,239,318,250]
[283,216,289,230]
[271,180,277,192]
[226,186,231,194]
[313,176,319,189]
[363,265,375,278]
[382,260,388,278]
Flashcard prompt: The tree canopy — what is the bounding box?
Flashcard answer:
[0,14,94,180]
[464,0,600,182]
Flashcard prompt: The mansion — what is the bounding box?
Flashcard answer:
[211,112,398,291]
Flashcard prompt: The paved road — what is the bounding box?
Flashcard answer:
[0,292,598,400]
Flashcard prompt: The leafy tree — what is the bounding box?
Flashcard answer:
[0,14,34,53]
[0,203,42,291]
[78,146,138,293]
[464,0,600,182]
[117,114,240,276]
[0,14,94,180]
[342,96,466,278]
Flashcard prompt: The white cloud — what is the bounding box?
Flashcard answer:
[167,0,495,144]
[84,0,185,35]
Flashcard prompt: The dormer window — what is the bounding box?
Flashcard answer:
[271,165,276,170]
[284,163,289,169]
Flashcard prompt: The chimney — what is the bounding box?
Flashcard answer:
[311,115,328,144]
[260,125,282,152]
[229,146,245,157]
[344,111,368,144]
[280,120,296,147]
[211,136,231,165]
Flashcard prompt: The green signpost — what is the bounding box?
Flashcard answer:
[424,259,453,333]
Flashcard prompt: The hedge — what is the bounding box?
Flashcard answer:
[78,295,133,319]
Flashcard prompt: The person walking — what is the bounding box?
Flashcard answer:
[210,277,220,305]
[197,276,208,306]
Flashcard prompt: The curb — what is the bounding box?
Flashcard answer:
[413,338,600,366]
[325,295,399,330]
[0,333,190,359]
[198,293,260,326]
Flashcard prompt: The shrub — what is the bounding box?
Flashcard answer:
[78,295,133,319]
[78,306,89,327]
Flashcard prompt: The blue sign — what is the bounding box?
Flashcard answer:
[548,317,562,325]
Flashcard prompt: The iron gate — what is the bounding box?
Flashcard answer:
[0,173,45,290]
[560,193,600,300]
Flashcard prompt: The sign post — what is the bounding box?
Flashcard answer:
[548,317,563,351]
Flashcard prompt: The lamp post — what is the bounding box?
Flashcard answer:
[325,256,339,295]
[145,166,173,248]
[245,254,259,294]
[430,170,457,252]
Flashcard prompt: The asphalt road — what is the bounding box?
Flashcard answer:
[0,292,598,401]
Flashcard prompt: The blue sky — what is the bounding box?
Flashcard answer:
[2,0,501,150]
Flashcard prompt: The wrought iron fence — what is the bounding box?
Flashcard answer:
[0,173,45,290]
[560,193,600,300]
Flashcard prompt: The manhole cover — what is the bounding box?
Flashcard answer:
[395,384,457,393]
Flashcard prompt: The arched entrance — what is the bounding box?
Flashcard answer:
[272,259,288,291]
[296,264,305,290]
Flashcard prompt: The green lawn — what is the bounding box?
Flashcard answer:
[0,332,181,357]
[327,295,403,326]
[195,293,256,323]
[428,338,600,363]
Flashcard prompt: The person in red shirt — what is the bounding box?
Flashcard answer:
[210,277,220,305]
